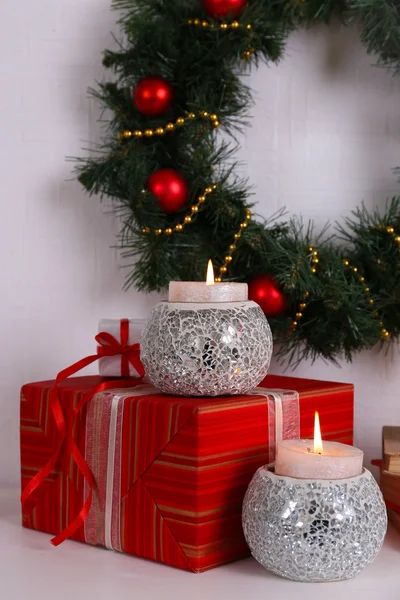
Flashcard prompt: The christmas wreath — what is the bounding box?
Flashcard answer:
[77,0,400,365]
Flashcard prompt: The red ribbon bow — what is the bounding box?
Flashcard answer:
[21,319,144,546]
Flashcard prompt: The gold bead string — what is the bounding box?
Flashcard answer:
[141,184,217,236]
[291,246,319,331]
[216,208,252,282]
[379,223,399,337]
[187,18,252,30]
[381,224,400,247]
[118,111,220,142]
[186,18,255,61]
[241,46,255,60]
[341,257,390,340]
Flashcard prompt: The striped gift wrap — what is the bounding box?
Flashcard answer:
[20,375,354,572]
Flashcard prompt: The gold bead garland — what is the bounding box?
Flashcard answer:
[118,111,220,143]
[186,18,255,61]
[241,46,255,60]
[141,184,217,236]
[216,208,252,282]
[383,223,400,250]
[187,18,252,30]
[341,257,390,340]
[291,246,319,331]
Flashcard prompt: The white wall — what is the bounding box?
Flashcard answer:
[1,0,399,486]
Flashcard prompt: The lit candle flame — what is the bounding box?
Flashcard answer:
[314,411,323,455]
[206,259,215,286]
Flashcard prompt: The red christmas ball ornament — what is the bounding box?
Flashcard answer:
[147,169,189,214]
[203,0,247,20]
[133,76,173,117]
[248,275,287,317]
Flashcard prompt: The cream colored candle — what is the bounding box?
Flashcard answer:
[275,412,364,480]
[168,260,248,303]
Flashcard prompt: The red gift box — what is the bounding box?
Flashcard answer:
[20,375,354,572]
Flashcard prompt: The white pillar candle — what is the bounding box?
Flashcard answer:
[169,281,248,303]
[275,439,364,480]
[168,260,248,303]
[275,412,363,480]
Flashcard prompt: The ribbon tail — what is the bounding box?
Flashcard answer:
[51,441,94,546]
[49,379,142,544]
[21,382,66,512]
[21,326,145,544]
[20,354,101,518]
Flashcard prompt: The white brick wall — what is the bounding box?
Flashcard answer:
[1,2,399,485]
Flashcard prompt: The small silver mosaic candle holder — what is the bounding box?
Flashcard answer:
[242,466,387,582]
[141,300,273,397]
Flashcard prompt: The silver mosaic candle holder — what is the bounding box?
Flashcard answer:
[141,301,273,397]
[242,466,387,582]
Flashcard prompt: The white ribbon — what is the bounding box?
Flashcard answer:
[104,385,155,551]
[252,387,284,443]
[268,391,283,444]
[251,387,300,463]
[104,393,124,550]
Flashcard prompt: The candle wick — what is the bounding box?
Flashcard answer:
[307,447,322,455]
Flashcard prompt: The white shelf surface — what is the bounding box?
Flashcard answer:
[1,489,399,600]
